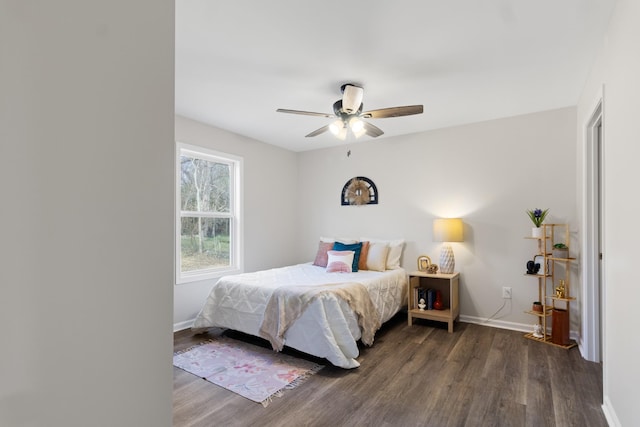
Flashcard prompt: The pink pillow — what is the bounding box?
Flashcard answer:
[326,250,355,273]
[313,241,334,267]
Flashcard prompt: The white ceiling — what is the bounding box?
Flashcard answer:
[176,0,615,152]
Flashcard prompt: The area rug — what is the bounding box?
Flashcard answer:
[173,338,324,406]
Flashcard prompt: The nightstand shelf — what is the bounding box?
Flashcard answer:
[408,271,459,333]
[408,307,453,321]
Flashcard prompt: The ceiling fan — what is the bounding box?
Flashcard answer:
[276,84,423,140]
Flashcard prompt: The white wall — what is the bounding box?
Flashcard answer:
[174,116,299,327]
[296,108,577,330]
[0,1,174,426]
[577,1,640,425]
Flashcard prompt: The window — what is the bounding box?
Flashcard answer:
[176,143,242,284]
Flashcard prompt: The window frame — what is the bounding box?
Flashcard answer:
[175,142,243,284]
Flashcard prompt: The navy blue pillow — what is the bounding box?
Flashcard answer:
[332,242,363,272]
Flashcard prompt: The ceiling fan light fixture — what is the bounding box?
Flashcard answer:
[349,117,364,134]
[342,84,364,114]
[276,83,423,140]
[329,119,343,135]
[329,119,348,140]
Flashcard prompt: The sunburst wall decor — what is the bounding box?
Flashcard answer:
[341,177,378,206]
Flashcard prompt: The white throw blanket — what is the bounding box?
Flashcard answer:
[259,282,381,352]
[191,264,407,368]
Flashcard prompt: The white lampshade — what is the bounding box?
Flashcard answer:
[433,218,463,274]
[342,84,364,113]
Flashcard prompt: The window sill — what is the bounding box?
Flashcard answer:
[176,268,242,285]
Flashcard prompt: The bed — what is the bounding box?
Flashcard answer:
[192,239,407,369]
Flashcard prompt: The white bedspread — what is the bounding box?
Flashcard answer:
[192,263,407,368]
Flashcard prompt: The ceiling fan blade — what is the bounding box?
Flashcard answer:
[361,105,424,119]
[276,109,334,118]
[362,121,384,138]
[305,125,331,137]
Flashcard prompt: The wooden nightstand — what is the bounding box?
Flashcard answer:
[408,271,460,333]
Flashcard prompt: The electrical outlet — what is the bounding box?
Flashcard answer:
[502,287,512,299]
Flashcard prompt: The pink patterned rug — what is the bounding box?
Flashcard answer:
[173,338,324,406]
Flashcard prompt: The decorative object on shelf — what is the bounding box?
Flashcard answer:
[418,298,426,311]
[433,218,463,274]
[526,208,549,238]
[526,259,541,274]
[340,176,378,206]
[418,255,439,273]
[555,280,566,298]
[532,301,543,313]
[433,290,444,310]
[552,308,570,345]
[533,255,547,276]
[552,243,569,259]
[531,227,543,239]
[417,255,431,271]
[533,324,544,338]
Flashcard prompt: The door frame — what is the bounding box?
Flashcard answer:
[581,89,604,363]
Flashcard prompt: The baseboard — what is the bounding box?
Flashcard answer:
[602,395,621,427]
[460,315,580,341]
[577,336,588,361]
[460,315,532,332]
[176,314,581,340]
[173,318,195,332]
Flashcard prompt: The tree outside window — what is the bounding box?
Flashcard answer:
[177,144,242,283]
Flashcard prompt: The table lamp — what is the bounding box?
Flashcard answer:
[433,218,463,274]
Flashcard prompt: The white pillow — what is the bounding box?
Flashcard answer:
[366,242,389,272]
[361,238,405,270]
[326,250,355,273]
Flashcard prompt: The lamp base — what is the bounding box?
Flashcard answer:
[439,244,455,274]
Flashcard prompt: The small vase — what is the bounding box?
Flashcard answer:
[531,227,543,238]
[433,290,444,310]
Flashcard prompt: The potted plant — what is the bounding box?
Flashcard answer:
[526,208,549,238]
[552,243,569,259]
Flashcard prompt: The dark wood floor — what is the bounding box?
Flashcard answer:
[174,314,606,427]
